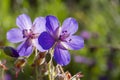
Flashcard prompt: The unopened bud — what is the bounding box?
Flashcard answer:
[71,72,84,80]
[0,60,7,70]
[15,57,27,69]
[76,72,84,78]
[55,74,66,80]
[14,57,27,78]
[65,71,72,80]
[32,52,46,66]
[45,52,51,63]
[3,46,19,58]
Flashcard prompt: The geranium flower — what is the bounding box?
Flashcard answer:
[7,14,46,56]
[80,30,91,40]
[38,15,84,66]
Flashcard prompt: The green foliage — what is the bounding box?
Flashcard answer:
[0,0,120,80]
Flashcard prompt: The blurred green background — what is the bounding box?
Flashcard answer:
[0,0,120,80]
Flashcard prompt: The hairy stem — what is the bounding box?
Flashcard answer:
[48,62,52,80]
[48,49,54,80]
[2,69,4,80]
[35,65,38,80]
[35,48,38,80]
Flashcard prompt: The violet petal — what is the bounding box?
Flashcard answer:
[16,14,32,30]
[33,17,46,33]
[62,18,78,35]
[46,15,60,34]
[32,39,46,52]
[7,28,25,43]
[38,32,55,50]
[54,46,70,66]
[61,35,84,50]
[17,40,33,56]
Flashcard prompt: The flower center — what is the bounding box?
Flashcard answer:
[22,29,39,39]
[59,30,71,42]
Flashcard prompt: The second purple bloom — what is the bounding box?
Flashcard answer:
[38,15,84,66]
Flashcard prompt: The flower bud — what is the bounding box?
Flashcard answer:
[14,57,27,78]
[3,46,19,58]
[0,60,7,70]
[65,71,71,80]
[32,52,46,66]
[15,57,27,69]
[45,52,51,63]
[71,72,83,80]
[55,74,66,80]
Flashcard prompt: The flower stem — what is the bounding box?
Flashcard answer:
[2,69,4,80]
[48,62,52,80]
[35,48,38,80]
[0,46,4,49]
[35,65,38,80]
[48,49,54,80]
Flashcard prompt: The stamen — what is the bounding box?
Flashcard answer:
[59,33,70,41]
[62,30,67,34]
[22,29,39,39]
[69,39,72,42]
[29,29,33,33]
[65,30,67,33]
[22,29,28,38]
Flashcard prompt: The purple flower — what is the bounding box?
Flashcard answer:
[7,14,46,56]
[4,74,11,80]
[80,30,91,40]
[38,15,84,66]
[74,55,94,66]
